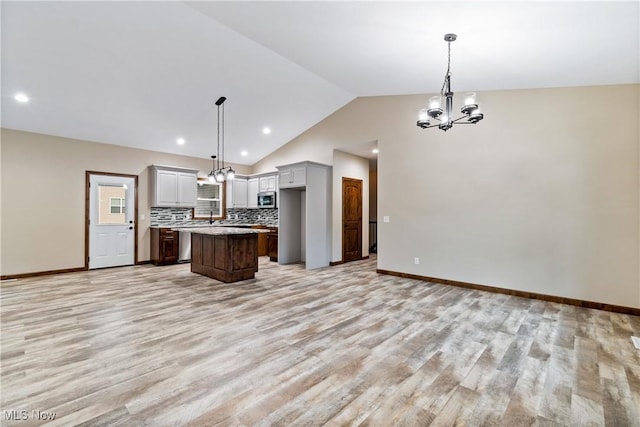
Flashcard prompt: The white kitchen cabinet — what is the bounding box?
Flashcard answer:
[150,165,198,207]
[247,178,259,208]
[178,173,197,206]
[278,166,306,189]
[259,174,277,192]
[230,178,248,208]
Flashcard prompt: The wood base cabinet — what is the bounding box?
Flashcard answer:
[191,233,258,283]
[151,228,179,265]
[252,225,268,256]
[267,228,278,262]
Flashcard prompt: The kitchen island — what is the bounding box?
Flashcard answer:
[176,227,269,283]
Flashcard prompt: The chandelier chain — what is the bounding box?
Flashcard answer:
[440,40,451,96]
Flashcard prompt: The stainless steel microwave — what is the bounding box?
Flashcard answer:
[257,191,276,208]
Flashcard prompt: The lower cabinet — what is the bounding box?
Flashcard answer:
[267,228,278,262]
[252,225,268,256]
[151,228,179,265]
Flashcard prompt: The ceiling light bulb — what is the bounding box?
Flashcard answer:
[14,93,29,103]
[372,149,379,154]
[177,137,185,145]
[208,173,215,183]
[262,127,271,135]
[226,169,235,180]
[241,150,248,157]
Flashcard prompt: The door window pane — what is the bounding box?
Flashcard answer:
[99,185,127,224]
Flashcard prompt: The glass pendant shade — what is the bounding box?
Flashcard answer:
[464,92,476,107]
[417,109,430,128]
[226,168,235,180]
[427,96,443,118]
[429,96,442,109]
[461,92,479,115]
[468,108,484,123]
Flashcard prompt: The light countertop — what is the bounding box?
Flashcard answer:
[150,223,276,229]
[171,226,270,235]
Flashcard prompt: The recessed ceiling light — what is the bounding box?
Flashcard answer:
[14,93,29,103]
[372,148,379,154]
[262,127,271,135]
[176,137,186,145]
[241,150,248,157]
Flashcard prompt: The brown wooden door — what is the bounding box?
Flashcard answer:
[342,177,363,263]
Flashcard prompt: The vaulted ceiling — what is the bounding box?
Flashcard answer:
[2,1,638,165]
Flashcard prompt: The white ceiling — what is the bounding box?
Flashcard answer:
[2,1,638,165]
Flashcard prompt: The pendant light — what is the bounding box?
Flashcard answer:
[417,34,484,131]
[208,96,235,182]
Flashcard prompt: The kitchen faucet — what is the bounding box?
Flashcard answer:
[210,210,213,225]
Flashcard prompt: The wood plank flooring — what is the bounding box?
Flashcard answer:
[1,256,639,426]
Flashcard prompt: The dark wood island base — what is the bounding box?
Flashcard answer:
[191,232,259,283]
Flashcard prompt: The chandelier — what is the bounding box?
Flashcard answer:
[417,34,484,131]
[208,96,235,182]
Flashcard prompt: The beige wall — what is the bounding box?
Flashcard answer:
[253,84,640,308]
[0,129,251,276]
[332,150,370,262]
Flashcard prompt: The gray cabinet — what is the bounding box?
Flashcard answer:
[278,166,306,188]
[259,174,277,192]
[228,172,278,209]
[276,161,331,269]
[230,178,248,208]
[247,178,259,208]
[150,165,198,207]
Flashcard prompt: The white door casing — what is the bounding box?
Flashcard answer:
[89,174,135,269]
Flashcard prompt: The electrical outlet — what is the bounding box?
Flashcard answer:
[383,216,390,223]
[414,257,420,265]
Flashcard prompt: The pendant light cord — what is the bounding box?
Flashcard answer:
[221,103,225,170]
[216,103,221,171]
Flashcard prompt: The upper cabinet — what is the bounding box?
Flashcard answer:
[259,174,277,192]
[247,178,260,208]
[228,173,278,209]
[278,166,306,189]
[229,177,248,208]
[150,165,198,207]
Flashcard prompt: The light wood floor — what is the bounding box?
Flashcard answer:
[1,256,639,426]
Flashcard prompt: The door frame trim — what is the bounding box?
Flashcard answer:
[85,171,139,270]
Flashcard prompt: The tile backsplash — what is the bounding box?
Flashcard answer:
[150,207,278,226]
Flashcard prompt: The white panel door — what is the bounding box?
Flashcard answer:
[89,174,135,269]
